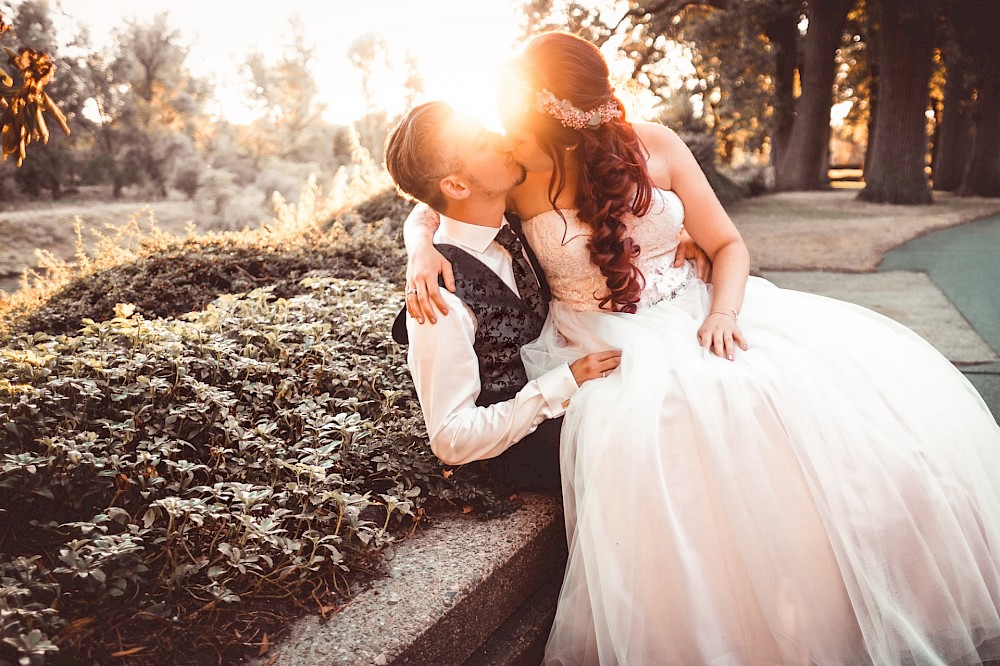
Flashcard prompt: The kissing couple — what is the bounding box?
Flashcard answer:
[385,31,1000,666]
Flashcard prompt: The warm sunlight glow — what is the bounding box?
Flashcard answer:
[602,37,697,122]
[59,0,524,128]
[831,100,853,127]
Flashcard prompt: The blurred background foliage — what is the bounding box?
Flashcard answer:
[1,0,998,221]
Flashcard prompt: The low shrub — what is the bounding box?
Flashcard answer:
[0,186,413,342]
[6,221,406,340]
[0,278,501,665]
[677,131,749,205]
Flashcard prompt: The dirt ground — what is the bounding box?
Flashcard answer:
[0,200,209,293]
[731,190,1000,273]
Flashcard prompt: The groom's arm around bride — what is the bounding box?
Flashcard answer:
[384,101,621,488]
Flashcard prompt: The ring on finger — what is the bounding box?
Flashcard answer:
[405,288,418,295]
[601,370,607,378]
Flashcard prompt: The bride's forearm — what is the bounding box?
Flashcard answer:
[403,202,442,253]
[706,241,750,315]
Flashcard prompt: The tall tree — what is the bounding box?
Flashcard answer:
[81,14,205,199]
[113,14,207,197]
[83,48,137,198]
[858,0,936,204]
[955,0,1000,197]
[776,0,854,190]
[243,18,328,167]
[620,1,801,164]
[348,33,393,158]
[763,8,801,170]
[933,44,974,191]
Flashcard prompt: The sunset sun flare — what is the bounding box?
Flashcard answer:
[58,0,524,128]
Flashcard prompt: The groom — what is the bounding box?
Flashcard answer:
[383,102,621,488]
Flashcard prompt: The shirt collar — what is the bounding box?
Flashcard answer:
[437,213,507,255]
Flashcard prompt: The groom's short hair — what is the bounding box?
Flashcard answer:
[384,102,463,212]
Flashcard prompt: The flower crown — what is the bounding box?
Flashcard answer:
[535,88,622,130]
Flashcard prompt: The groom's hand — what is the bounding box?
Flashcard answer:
[673,227,712,283]
[570,350,622,386]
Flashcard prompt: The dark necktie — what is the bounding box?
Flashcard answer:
[494,224,546,319]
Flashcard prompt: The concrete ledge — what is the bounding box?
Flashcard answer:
[461,573,563,666]
[258,492,566,666]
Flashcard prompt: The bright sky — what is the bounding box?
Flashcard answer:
[51,0,527,128]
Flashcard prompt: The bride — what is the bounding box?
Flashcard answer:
[404,31,1000,665]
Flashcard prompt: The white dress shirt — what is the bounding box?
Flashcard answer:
[406,214,579,465]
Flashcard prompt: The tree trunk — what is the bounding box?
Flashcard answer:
[858,0,935,204]
[776,0,853,191]
[933,54,975,191]
[957,6,1000,197]
[818,122,832,185]
[863,18,881,173]
[765,10,800,170]
[959,67,1000,196]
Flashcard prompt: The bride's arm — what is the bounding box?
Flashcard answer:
[403,202,453,324]
[641,124,750,360]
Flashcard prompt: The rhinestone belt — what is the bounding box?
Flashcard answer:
[642,263,696,308]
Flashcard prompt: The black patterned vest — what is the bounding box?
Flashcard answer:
[391,215,560,489]
[434,244,547,406]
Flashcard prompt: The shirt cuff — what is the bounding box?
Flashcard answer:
[534,363,579,417]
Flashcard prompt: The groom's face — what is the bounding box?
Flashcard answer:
[442,114,526,198]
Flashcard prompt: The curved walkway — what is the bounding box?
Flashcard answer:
[880,215,1000,418]
[740,191,1000,420]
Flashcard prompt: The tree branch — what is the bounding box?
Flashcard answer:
[611,0,729,35]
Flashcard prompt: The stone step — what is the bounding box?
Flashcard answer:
[256,492,567,666]
[460,572,563,666]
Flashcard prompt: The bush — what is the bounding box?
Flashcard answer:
[677,131,749,205]
[195,167,241,217]
[0,277,502,665]
[5,223,403,340]
[0,187,411,341]
[172,159,204,200]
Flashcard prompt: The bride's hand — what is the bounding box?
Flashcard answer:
[698,312,749,361]
[406,243,455,324]
[673,227,712,283]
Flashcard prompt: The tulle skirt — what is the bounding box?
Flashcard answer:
[521,276,1000,665]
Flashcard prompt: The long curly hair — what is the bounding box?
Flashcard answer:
[508,32,653,313]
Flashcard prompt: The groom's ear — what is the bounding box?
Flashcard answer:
[439,175,471,201]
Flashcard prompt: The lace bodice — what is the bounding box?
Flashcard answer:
[521,188,689,312]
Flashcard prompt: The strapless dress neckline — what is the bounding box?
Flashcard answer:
[518,188,688,312]
[519,188,681,225]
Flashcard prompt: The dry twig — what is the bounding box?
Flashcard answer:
[0,12,71,166]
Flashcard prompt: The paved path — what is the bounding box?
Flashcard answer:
[880,215,1000,419]
[755,206,1000,421]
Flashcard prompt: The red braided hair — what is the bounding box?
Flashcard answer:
[510,32,653,313]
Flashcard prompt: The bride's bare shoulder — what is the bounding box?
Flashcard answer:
[633,122,687,190]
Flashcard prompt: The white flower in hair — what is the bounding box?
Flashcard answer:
[535,88,622,130]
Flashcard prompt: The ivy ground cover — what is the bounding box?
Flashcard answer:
[1,277,497,664]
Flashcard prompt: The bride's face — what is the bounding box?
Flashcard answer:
[494,65,555,173]
[498,126,553,173]
[446,115,526,197]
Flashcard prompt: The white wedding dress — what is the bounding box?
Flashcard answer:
[520,188,1000,665]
